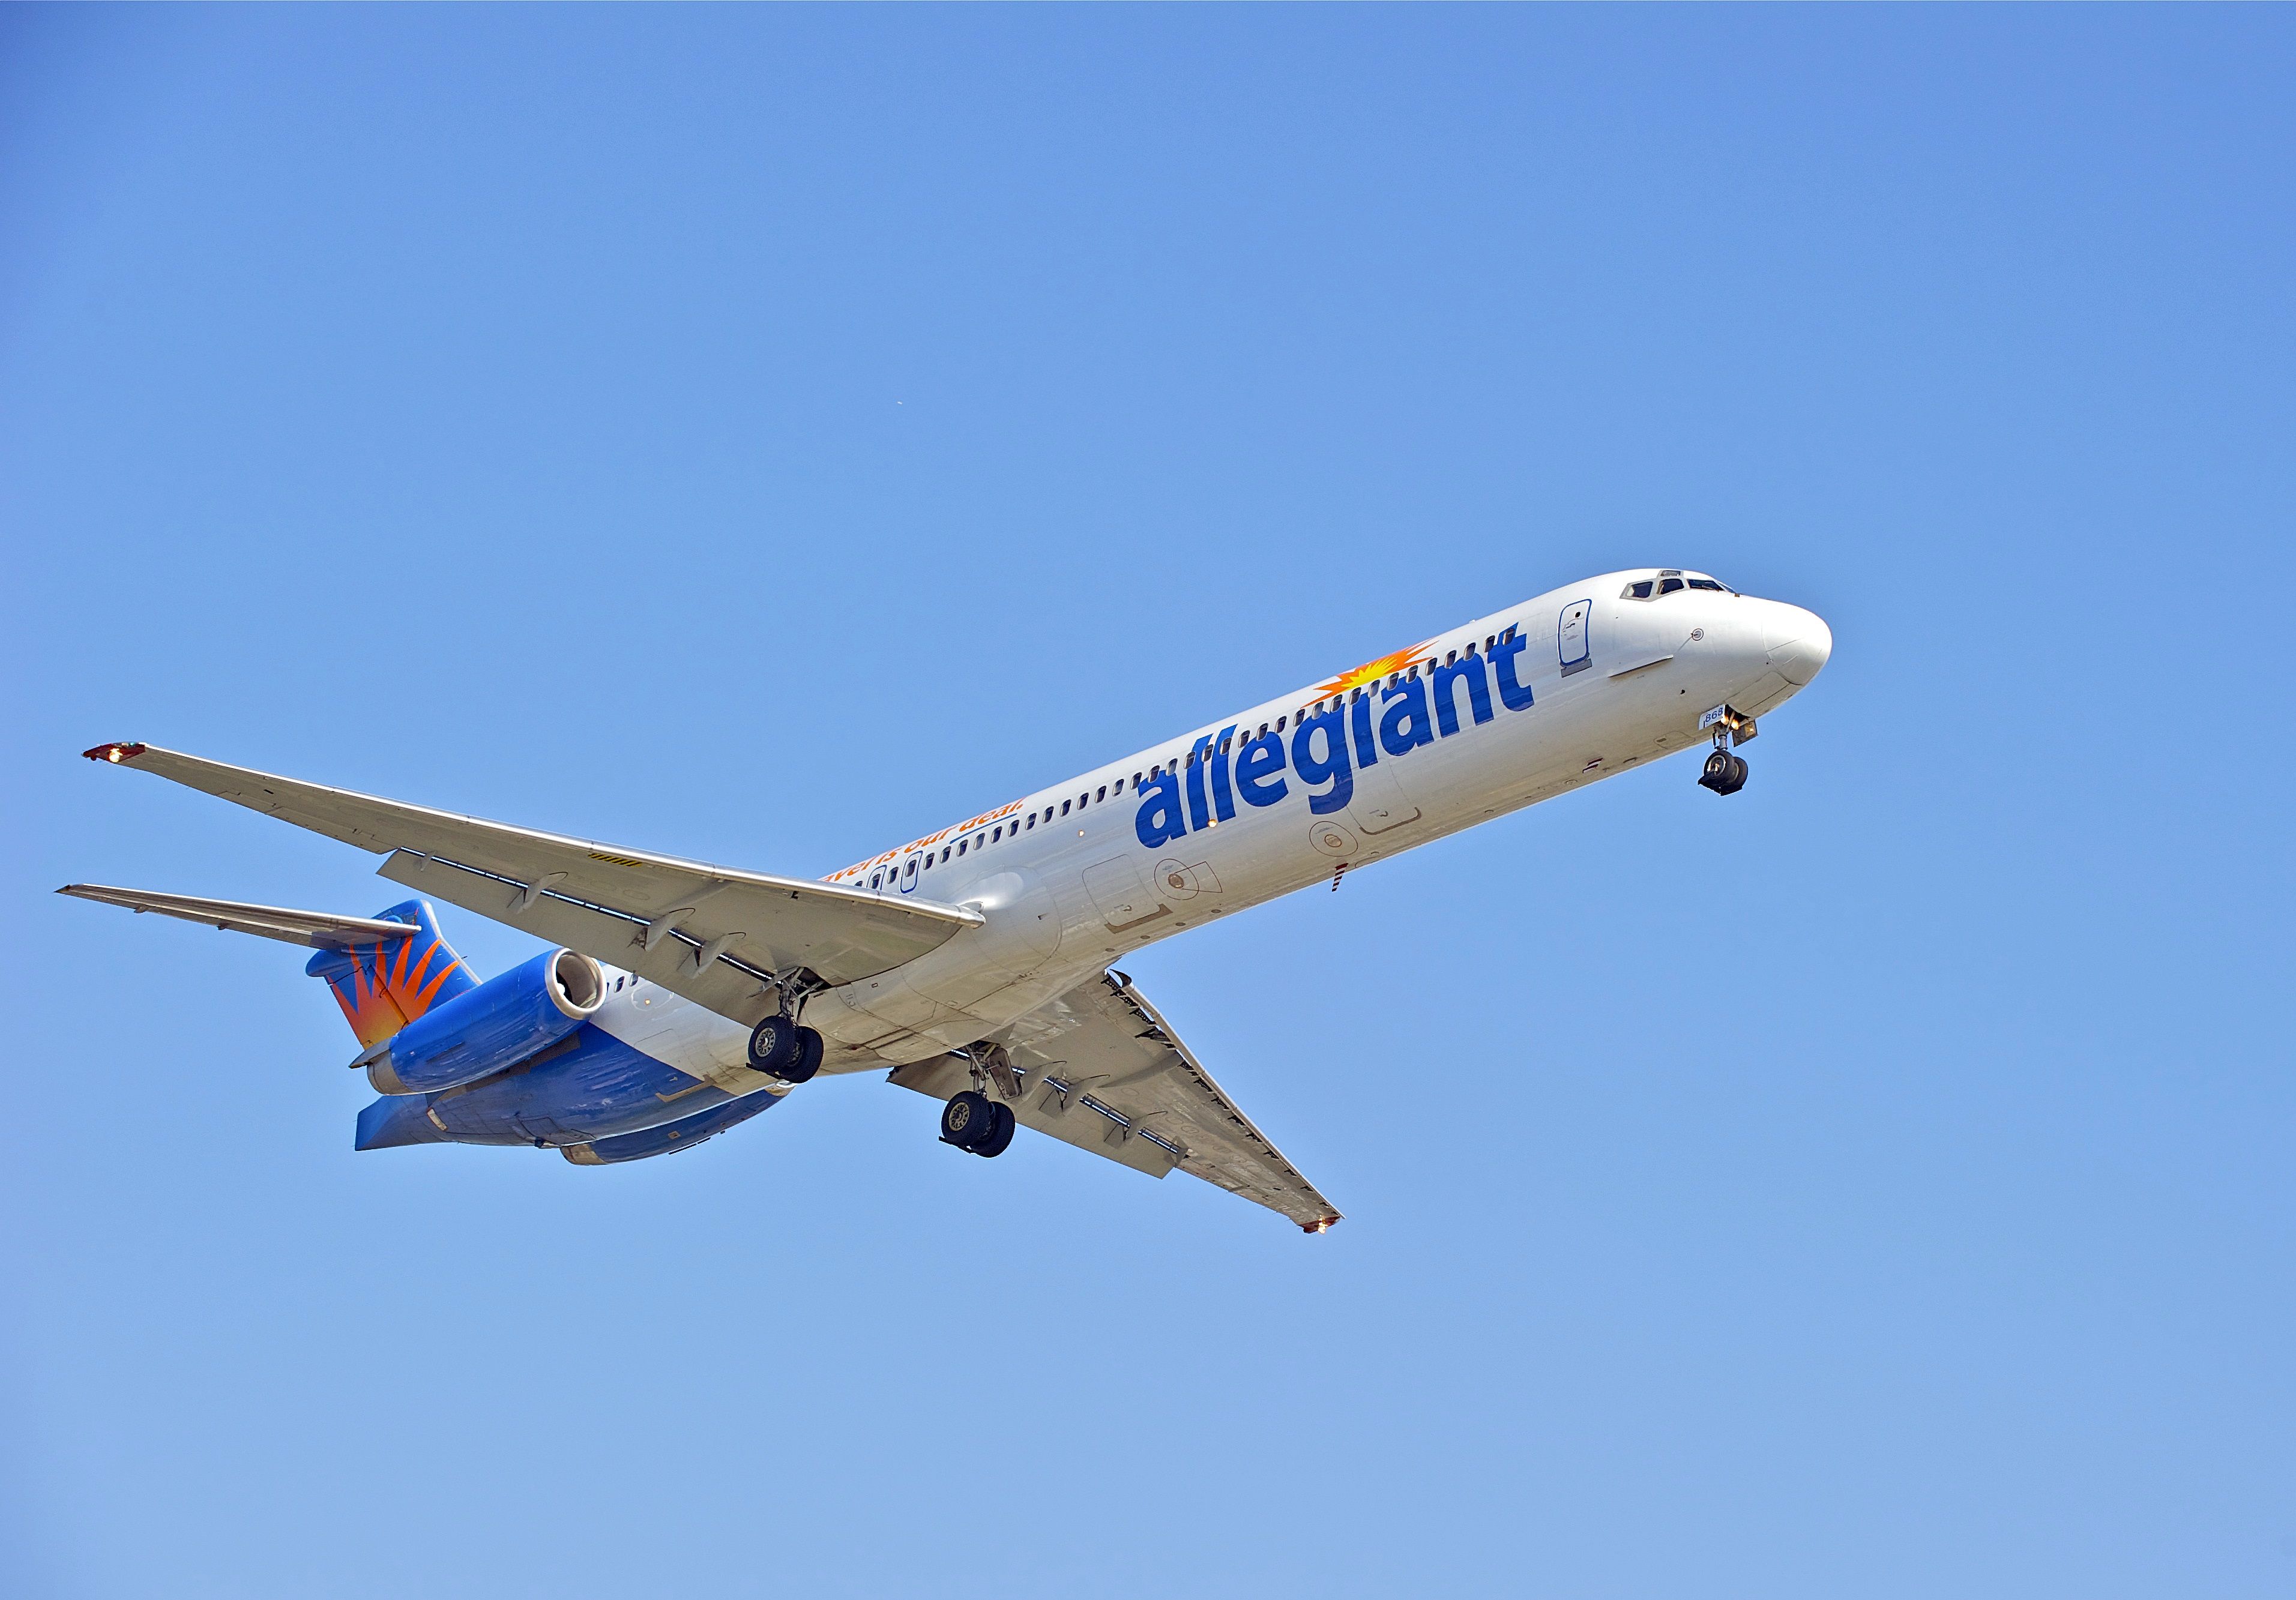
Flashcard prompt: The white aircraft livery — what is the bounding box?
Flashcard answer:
[65,568,1829,1231]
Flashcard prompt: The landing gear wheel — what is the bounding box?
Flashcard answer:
[941,1090,995,1149]
[1698,750,1749,796]
[777,1027,824,1085]
[747,1015,801,1077]
[939,1094,1015,1157]
[972,1101,1016,1158]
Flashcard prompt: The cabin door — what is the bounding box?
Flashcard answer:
[1558,599,1593,677]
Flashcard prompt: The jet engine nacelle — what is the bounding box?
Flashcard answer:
[367,948,605,1095]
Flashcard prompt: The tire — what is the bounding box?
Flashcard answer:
[777,1026,824,1086]
[971,1100,1016,1159]
[747,1015,800,1075]
[1699,750,1749,796]
[941,1089,995,1149]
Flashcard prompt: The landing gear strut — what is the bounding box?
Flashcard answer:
[1698,704,1755,796]
[940,1089,1015,1158]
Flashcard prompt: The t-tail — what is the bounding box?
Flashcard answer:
[303,899,477,1049]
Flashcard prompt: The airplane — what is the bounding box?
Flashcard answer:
[62,567,1830,1232]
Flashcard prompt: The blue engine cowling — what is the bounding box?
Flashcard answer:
[367,947,606,1095]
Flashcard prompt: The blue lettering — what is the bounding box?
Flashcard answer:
[1489,633,1536,711]
[1185,735,1214,832]
[1208,724,1238,822]
[1291,707,1354,815]
[1379,677,1436,757]
[1351,693,1379,768]
[1432,655,1493,736]
[1235,733,1288,807]
[1134,770,1187,847]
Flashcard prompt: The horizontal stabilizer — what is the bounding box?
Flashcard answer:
[56,883,423,949]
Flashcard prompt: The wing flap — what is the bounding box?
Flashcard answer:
[380,849,960,1028]
[890,970,1342,1231]
[85,742,981,1022]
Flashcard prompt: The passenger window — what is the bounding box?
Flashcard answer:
[1025,814,1034,829]
[1061,799,1070,816]
[1096,786,1106,801]
[957,840,968,856]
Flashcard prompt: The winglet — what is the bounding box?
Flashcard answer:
[84,742,148,765]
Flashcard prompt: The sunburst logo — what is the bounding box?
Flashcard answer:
[1308,639,1436,703]
[328,934,467,1048]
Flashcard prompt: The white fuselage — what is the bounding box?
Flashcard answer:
[588,569,1831,1087]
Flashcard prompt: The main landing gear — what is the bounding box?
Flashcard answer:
[940,1089,1016,1158]
[1698,704,1755,796]
[747,1012,824,1084]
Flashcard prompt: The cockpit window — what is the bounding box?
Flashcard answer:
[1624,570,1734,600]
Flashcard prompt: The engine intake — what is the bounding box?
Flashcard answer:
[368,948,604,1095]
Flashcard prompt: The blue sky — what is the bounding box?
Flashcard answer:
[3,9,2291,1597]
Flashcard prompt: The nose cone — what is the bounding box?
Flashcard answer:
[1762,604,1833,687]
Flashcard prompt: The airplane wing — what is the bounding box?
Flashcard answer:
[888,970,1342,1232]
[82,742,981,1028]
[55,884,424,949]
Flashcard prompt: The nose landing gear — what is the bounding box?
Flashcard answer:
[1699,748,1749,795]
[1697,704,1756,796]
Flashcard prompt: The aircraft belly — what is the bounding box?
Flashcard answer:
[423,1023,755,1146]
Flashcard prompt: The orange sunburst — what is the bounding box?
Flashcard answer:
[322,931,467,1048]
[1308,639,1436,703]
